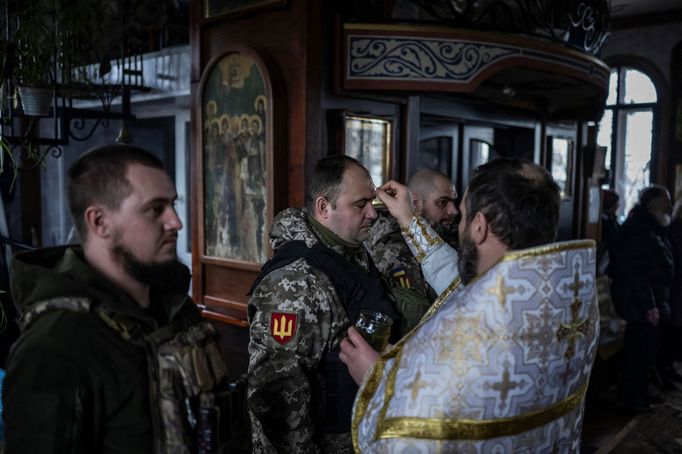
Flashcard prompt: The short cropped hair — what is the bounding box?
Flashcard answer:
[464,159,560,249]
[408,168,451,198]
[67,144,164,239]
[306,155,369,213]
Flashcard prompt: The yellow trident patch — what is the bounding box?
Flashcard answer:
[270,312,298,345]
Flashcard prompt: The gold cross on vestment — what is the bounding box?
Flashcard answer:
[487,275,517,307]
[556,269,590,360]
[490,368,521,404]
[409,370,429,402]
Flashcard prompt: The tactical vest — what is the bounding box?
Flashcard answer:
[250,240,402,435]
[20,296,229,454]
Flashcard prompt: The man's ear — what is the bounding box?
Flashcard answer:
[469,211,489,245]
[84,206,110,238]
[412,194,422,214]
[314,196,330,219]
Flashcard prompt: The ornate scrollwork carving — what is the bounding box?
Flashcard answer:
[349,38,518,81]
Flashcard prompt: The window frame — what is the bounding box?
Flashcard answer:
[601,65,659,216]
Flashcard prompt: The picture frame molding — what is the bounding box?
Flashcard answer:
[196,45,275,270]
[329,109,395,186]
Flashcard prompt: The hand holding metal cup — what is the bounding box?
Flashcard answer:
[354,310,393,352]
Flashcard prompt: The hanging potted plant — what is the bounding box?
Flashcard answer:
[11,1,56,116]
[7,0,178,114]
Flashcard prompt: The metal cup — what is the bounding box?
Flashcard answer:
[355,310,393,351]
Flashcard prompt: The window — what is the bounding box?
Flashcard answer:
[597,66,658,218]
[549,138,574,197]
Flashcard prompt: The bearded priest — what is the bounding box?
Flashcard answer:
[340,159,600,453]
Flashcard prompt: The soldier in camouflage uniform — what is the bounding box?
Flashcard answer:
[248,156,404,453]
[366,169,458,300]
[3,145,229,453]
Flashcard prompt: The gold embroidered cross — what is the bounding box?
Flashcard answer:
[490,368,521,404]
[408,370,429,401]
[556,269,590,360]
[486,275,517,307]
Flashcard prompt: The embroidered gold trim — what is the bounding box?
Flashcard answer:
[352,355,388,452]
[464,240,596,288]
[352,241,595,449]
[422,276,461,321]
[376,384,588,440]
[500,240,595,263]
[415,217,442,247]
[401,218,427,261]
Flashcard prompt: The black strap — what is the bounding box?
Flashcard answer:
[249,240,402,434]
[250,241,401,327]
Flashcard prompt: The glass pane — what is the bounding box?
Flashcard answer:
[620,110,653,217]
[624,68,657,104]
[470,139,490,168]
[419,136,453,176]
[550,138,573,197]
[597,109,613,172]
[606,69,618,106]
[345,116,392,186]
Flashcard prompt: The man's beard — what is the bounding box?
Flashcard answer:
[433,221,459,248]
[457,230,478,285]
[112,243,181,289]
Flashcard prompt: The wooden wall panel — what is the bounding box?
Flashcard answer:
[190,0,321,376]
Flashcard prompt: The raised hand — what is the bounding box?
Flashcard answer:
[376,180,415,228]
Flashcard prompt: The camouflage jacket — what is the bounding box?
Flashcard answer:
[247,208,357,454]
[366,210,434,301]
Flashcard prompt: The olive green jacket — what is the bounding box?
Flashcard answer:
[3,246,200,453]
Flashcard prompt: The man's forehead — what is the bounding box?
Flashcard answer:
[430,176,456,197]
[125,164,177,199]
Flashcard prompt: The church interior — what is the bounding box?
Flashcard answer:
[1,0,682,451]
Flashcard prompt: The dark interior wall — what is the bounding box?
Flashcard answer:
[673,44,682,201]
[601,22,682,188]
[493,127,535,162]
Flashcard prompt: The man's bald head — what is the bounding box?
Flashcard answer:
[408,169,458,227]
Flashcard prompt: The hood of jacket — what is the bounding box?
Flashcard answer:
[10,245,191,321]
[365,209,399,249]
[270,208,319,251]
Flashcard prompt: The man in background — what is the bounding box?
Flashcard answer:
[613,185,674,411]
[366,169,458,303]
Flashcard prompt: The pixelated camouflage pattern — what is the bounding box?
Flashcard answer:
[366,210,433,301]
[247,208,355,453]
[19,296,92,330]
[152,321,228,453]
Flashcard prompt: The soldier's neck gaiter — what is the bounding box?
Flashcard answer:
[307,214,369,272]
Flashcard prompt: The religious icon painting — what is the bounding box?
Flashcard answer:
[200,49,271,264]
